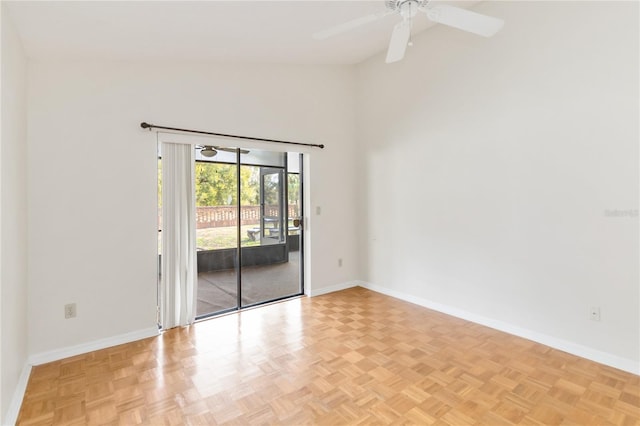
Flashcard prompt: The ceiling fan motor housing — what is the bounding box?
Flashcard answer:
[386,0,429,13]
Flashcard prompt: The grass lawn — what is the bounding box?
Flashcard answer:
[197,225,260,250]
[159,224,297,253]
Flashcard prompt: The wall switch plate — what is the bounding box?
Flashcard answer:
[65,303,77,319]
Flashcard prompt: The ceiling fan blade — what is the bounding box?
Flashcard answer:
[385,20,411,63]
[423,5,504,37]
[216,146,250,154]
[313,10,392,40]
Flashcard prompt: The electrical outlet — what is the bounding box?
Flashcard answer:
[589,306,600,321]
[64,303,77,319]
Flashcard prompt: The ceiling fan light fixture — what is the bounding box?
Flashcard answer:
[200,146,218,157]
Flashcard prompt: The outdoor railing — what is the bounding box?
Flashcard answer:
[196,205,299,229]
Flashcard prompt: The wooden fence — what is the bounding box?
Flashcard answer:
[196,205,299,229]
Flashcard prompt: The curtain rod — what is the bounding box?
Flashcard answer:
[140,122,325,149]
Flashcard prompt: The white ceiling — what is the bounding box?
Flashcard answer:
[5,0,479,65]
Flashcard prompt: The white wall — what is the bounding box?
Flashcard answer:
[27,61,358,355]
[356,1,639,370]
[1,3,29,422]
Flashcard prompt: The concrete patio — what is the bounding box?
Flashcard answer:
[196,251,301,317]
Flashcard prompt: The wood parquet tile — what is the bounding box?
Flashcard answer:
[17,287,640,425]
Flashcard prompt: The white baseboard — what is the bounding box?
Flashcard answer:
[27,327,159,366]
[359,282,640,376]
[3,363,32,426]
[307,280,360,297]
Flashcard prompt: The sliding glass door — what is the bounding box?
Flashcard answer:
[193,147,303,318]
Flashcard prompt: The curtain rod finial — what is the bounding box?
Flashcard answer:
[319,144,325,149]
[140,122,151,130]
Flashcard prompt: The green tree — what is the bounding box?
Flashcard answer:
[195,163,259,206]
[288,174,300,205]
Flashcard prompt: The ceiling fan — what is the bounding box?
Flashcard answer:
[196,145,250,158]
[313,0,504,63]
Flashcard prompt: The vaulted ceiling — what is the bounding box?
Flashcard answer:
[6,0,479,64]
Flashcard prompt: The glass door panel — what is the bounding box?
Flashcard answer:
[194,158,239,318]
[239,150,302,307]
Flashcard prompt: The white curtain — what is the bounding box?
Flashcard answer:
[160,142,197,329]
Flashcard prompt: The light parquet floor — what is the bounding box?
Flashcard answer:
[17,287,640,425]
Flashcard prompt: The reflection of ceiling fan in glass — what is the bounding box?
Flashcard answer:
[313,0,504,63]
[196,145,250,158]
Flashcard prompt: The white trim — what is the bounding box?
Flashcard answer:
[307,280,360,297]
[359,282,640,375]
[27,327,159,366]
[3,363,32,426]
